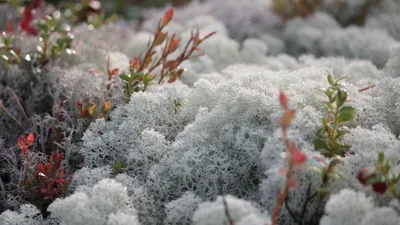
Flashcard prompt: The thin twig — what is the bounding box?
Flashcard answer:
[8,87,29,121]
[218,176,234,225]
[0,102,23,129]
[0,177,5,199]
[284,197,301,224]
[359,84,376,93]
[300,183,317,222]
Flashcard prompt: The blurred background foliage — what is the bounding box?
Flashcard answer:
[46,0,193,19]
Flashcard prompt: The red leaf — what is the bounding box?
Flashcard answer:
[56,169,66,184]
[357,167,375,185]
[35,162,43,177]
[372,182,388,194]
[110,68,119,76]
[279,91,288,110]
[161,8,174,27]
[76,100,83,109]
[293,149,307,165]
[168,35,181,53]
[49,151,55,164]
[6,20,14,33]
[49,188,58,196]
[18,136,26,149]
[43,163,51,174]
[54,153,64,171]
[20,7,38,36]
[129,59,141,71]
[26,133,34,147]
[81,109,88,117]
[40,188,48,194]
[22,146,29,155]
[279,109,296,130]
[154,31,168,46]
[164,60,176,69]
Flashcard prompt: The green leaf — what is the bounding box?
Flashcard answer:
[334,76,350,86]
[36,22,49,34]
[365,176,384,185]
[335,90,348,108]
[132,73,142,80]
[315,127,326,137]
[331,140,342,153]
[325,88,334,99]
[112,162,122,171]
[40,33,50,41]
[2,36,10,46]
[320,117,328,127]
[378,152,385,165]
[322,102,332,111]
[46,16,57,29]
[51,44,60,57]
[327,74,335,86]
[338,145,351,156]
[316,186,329,194]
[334,129,348,140]
[143,74,154,89]
[338,105,355,123]
[313,137,330,151]
[119,73,131,82]
[390,173,400,184]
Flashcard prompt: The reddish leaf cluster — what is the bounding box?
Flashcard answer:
[356,152,400,197]
[29,151,72,200]
[278,91,306,172]
[272,0,323,22]
[18,133,35,184]
[128,8,216,85]
[20,0,44,35]
[357,167,388,194]
[76,99,111,119]
[76,99,91,118]
[18,133,34,157]
[17,132,72,209]
[272,91,307,225]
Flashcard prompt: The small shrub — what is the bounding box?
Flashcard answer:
[271,0,323,22]
[357,152,400,197]
[118,8,216,102]
[18,133,72,216]
[313,73,355,158]
[271,91,307,225]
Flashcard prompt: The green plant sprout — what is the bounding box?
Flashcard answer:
[313,73,355,158]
